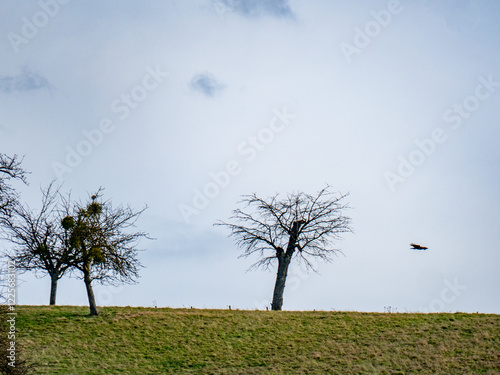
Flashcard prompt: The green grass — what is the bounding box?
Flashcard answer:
[13,305,500,374]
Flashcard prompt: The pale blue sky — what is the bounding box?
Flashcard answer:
[1,0,499,312]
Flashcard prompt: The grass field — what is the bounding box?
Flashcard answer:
[13,305,500,374]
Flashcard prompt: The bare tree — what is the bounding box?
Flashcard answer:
[1,183,72,305]
[0,154,27,221]
[0,154,27,305]
[217,186,352,311]
[62,190,149,316]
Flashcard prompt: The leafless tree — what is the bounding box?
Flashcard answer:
[0,153,27,304]
[1,183,71,305]
[61,190,149,316]
[0,154,27,221]
[216,186,353,311]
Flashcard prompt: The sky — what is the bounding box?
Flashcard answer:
[1,0,499,313]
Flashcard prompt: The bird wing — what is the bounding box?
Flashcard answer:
[410,243,428,250]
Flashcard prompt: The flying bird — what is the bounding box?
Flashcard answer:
[410,243,428,250]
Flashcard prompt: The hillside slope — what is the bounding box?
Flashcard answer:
[15,306,500,374]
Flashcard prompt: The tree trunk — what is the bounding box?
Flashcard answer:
[271,254,291,311]
[49,273,58,306]
[271,220,304,311]
[83,271,98,316]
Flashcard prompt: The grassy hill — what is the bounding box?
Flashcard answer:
[14,305,500,374]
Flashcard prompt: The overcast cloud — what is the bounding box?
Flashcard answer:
[0,67,50,93]
[1,0,499,313]
[215,0,295,18]
[190,72,225,97]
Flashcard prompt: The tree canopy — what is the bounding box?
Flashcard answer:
[61,190,149,315]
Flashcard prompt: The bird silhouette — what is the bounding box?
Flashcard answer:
[410,243,428,250]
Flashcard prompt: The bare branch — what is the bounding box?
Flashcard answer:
[1,181,70,278]
[0,153,28,221]
[216,185,353,271]
[64,191,149,285]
